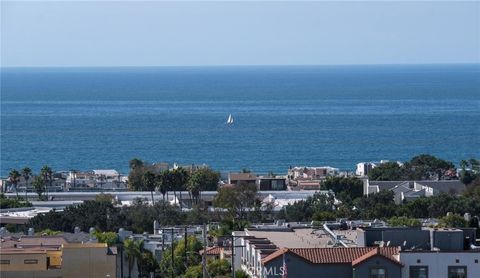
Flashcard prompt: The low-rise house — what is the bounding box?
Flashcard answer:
[259,247,402,278]
[364,180,466,204]
[288,166,339,180]
[295,180,321,190]
[0,234,117,278]
[199,246,225,260]
[257,176,287,191]
[356,162,377,176]
[228,173,257,186]
[66,169,127,190]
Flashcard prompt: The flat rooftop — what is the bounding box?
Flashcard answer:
[245,228,357,248]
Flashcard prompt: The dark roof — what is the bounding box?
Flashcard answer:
[229,173,257,181]
[369,181,414,191]
[415,180,465,193]
[262,247,401,266]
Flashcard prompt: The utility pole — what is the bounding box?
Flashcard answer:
[202,223,207,278]
[162,228,165,251]
[231,234,235,278]
[171,228,174,278]
[184,226,188,269]
[229,235,247,278]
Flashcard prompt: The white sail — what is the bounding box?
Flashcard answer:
[227,114,234,124]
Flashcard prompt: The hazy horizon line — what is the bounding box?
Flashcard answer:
[2,62,480,69]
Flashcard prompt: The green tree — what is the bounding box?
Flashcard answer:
[387,216,421,227]
[95,231,119,246]
[172,167,189,209]
[322,176,363,203]
[207,259,231,277]
[439,214,467,228]
[213,183,258,220]
[312,211,336,221]
[188,168,220,204]
[8,169,21,198]
[32,176,45,200]
[128,159,147,191]
[354,190,397,219]
[160,235,203,277]
[143,171,157,205]
[407,154,456,180]
[124,238,142,278]
[368,162,406,181]
[460,158,480,185]
[40,165,53,198]
[0,193,32,209]
[37,229,62,236]
[235,269,249,278]
[156,170,171,203]
[22,167,32,201]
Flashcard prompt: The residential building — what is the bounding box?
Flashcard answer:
[400,250,480,278]
[288,166,339,180]
[199,246,226,260]
[0,235,117,278]
[257,176,287,191]
[228,173,257,186]
[357,226,478,252]
[356,162,377,176]
[66,169,127,190]
[364,180,466,204]
[259,247,402,278]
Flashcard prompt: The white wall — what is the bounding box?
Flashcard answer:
[400,251,480,278]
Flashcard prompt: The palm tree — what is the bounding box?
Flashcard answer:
[22,167,32,201]
[156,171,168,203]
[172,167,188,209]
[8,169,21,198]
[40,165,53,199]
[124,239,144,278]
[32,176,45,200]
[129,158,144,170]
[143,171,156,205]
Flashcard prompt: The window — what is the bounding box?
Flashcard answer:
[448,266,467,278]
[410,266,428,278]
[370,268,386,278]
[24,259,38,264]
[0,260,10,264]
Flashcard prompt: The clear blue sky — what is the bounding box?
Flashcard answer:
[1,1,479,67]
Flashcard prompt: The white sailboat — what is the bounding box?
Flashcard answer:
[226,114,234,125]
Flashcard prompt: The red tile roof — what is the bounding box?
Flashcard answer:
[262,247,401,266]
[200,246,224,256]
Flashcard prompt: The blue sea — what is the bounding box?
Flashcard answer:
[1,65,479,176]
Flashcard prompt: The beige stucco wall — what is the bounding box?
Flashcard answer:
[0,252,47,272]
[0,244,116,278]
[62,244,116,278]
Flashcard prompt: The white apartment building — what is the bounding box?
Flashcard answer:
[400,251,480,278]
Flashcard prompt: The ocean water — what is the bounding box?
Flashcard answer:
[1,65,479,176]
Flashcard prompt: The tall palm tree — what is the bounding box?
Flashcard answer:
[143,171,156,205]
[156,171,168,203]
[172,167,188,209]
[124,239,144,278]
[40,165,53,199]
[22,167,32,201]
[8,169,21,198]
